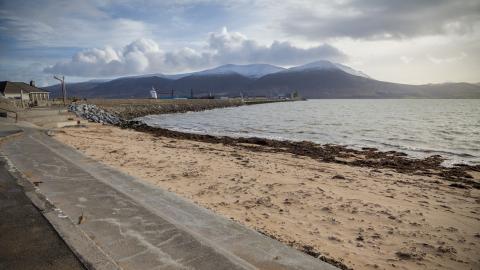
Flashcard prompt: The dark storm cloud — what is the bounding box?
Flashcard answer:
[281,0,480,40]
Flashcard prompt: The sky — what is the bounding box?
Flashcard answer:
[1,0,479,86]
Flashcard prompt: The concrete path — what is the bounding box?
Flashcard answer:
[0,125,338,270]
[0,134,85,269]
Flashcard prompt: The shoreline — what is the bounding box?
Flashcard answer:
[53,122,480,270]
[68,102,480,189]
[119,120,480,189]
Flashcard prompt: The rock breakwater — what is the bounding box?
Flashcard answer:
[89,99,245,119]
[68,104,122,125]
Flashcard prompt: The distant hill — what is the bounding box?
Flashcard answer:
[46,61,480,99]
[194,64,285,78]
[251,69,480,98]
[173,73,253,97]
[284,60,370,78]
[49,77,174,98]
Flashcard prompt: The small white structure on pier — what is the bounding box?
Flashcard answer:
[150,87,157,99]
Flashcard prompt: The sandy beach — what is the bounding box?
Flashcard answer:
[53,123,480,270]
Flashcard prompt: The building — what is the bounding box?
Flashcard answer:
[0,81,50,107]
[150,87,158,99]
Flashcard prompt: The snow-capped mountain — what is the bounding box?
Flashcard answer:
[46,58,480,99]
[334,63,370,78]
[137,64,285,80]
[95,61,368,81]
[286,60,370,78]
[192,64,286,78]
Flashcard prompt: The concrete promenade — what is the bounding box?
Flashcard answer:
[0,160,86,270]
[0,122,338,270]
[0,125,85,270]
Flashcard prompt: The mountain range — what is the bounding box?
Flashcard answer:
[46,60,480,99]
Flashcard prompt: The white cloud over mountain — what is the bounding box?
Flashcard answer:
[1,0,479,84]
[44,28,346,77]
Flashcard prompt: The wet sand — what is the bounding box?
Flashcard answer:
[54,123,480,270]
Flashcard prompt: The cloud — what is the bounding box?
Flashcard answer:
[0,62,55,87]
[427,52,467,64]
[44,27,346,77]
[208,27,345,65]
[0,1,152,48]
[43,39,160,76]
[7,0,478,84]
[280,0,480,40]
[400,56,414,64]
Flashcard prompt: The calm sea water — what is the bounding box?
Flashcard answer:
[139,100,480,166]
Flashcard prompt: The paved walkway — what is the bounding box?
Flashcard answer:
[0,130,85,269]
[0,124,338,270]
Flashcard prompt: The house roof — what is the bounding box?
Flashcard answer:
[0,81,49,95]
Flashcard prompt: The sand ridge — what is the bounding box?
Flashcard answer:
[54,123,480,270]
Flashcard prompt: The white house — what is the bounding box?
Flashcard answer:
[0,81,50,106]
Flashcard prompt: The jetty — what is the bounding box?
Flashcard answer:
[83,97,303,119]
